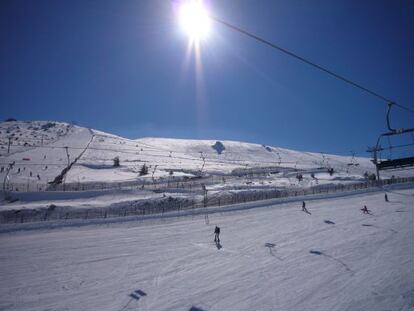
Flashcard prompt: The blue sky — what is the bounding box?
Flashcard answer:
[1,0,413,156]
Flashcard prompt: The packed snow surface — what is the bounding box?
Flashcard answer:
[1,188,413,310]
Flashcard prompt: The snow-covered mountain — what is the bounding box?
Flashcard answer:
[1,119,413,215]
[0,120,382,188]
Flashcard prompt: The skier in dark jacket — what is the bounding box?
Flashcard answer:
[214,226,220,243]
[384,193,389,202]
[361,205,369,214]
[302,201,310,214]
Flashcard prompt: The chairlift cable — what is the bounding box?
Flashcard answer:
[211,16,414,115]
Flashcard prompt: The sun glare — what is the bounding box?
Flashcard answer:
[179,0,210,41]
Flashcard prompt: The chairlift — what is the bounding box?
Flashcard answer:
[347,152,360,166]
[368,103,414,178]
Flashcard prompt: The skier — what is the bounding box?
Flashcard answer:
[302,201,310,214]
[214,226,220,243]
[361,205,369,214]
[384,193,389,202]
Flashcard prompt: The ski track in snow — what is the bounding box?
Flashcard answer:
[0,188,414,310]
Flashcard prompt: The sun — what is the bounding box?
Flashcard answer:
[178,0,211,42]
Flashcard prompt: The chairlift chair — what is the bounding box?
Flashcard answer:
[347,152,360,166]
[369,103,414,178]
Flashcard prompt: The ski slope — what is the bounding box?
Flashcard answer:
[1,120,413,220]
[0,121,93,187]
[0,120,379,189]
[1,188,413,311]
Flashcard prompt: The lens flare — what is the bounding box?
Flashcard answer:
[179,0,210,42]
[175,0,211,131]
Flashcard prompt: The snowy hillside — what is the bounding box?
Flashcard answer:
[0,120,412,216]
[0,120,93,188]
[1,188,413,310]
[0,120,379,188]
